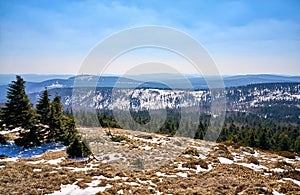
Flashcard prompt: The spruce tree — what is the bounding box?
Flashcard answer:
[258,130,269,150]
[1,75,34,129]
[248,131,256,147]
[48,95,63,142]
[36,88,51,125]
[0,134,6,145]
[15,125,42,148]
[66,135,91,158]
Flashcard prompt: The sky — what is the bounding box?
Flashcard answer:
[0,0,300,75]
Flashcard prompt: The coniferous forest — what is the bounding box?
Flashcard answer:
[0,75,299,158]
[0,76,91,158]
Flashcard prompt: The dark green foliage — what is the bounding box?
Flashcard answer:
[66,136,91,158]
[60,116,78,146]
[130,110,151,125]
[0,134,6,145]
[1,75,34,129]
[0,76,91,157]
[294,137,300,154]
[98,110,120,128]
[36,89,51,125]
[106,129,127,142]
[15,125,42,148]
[258,130,269,150]
[194,121,207,140]
[248,132,256,147]
[158,107,181,136]
[48,95,63,142]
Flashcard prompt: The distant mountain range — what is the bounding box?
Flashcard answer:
[0,74,299,104]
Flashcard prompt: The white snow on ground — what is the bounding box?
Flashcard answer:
[282,178,300,186]
[156,172,177,178]
[270,168,286,173]
[66,167,98,172]
[50,183,112,195]
[124,182,140,186]
[0,127,22,135]
[92,175,125,181]
[272,190,285,195]
[136,178,157,187]
[138,145,152,151]
[100,153,125,163]
[176,172,188,178]
[218,157,234,164]
[27,159,46,164]
[0,141,65,159]
[0,157,18,162]
[196,164,213,173]
[237,163,268,172]
[46,157,65,165]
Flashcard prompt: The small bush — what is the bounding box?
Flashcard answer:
[110,135,127,142]
[183,159,208,169]
[183,147,199,156]
[66,136,92,158]
[275,160,293,169]
[0,134,6,145]
[248,156,259,165]
[278,151,296,159]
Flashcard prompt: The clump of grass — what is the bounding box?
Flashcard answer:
[278,151,296,159]
[214,144,234,160]
[248,156,259,165]
[137,134,153,140]
[275,160,293,169]
[182,159,208,169]
[105,129,127,142]
[183,147,199,156]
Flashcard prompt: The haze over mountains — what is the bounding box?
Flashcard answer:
[0,74,299,103]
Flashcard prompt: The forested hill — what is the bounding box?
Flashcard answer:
[22,82,299,115]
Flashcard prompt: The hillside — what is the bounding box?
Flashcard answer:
[0,127,300,194]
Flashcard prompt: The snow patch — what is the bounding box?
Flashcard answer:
[218,157,233,164]
[272,190,285,195]
[0,141,65,158]
[47,157,65,165]
[282,178,300,186]
[237,163,268,172]
[50,183,112,195]
[176,172,188,178]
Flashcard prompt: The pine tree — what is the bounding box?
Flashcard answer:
[15,125,42,148]
[36,88,51,125]
[66,135,91,158]
[294,136,300,154]
[258,130,269,150]
[0,134,6,145]
[1,75,34,129]
[48,95,63,142]
[60,116,78,146]
[248,131,256,147]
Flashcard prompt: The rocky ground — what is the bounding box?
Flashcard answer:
[0,127,300,194]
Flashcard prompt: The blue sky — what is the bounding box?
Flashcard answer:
[0,0,299,75]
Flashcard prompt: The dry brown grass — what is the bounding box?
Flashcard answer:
[248,156,260,165]
[182,147,199,156]
[182,158,208,169]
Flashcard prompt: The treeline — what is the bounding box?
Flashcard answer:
[0,76,91,158]
[73,107,299,153]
